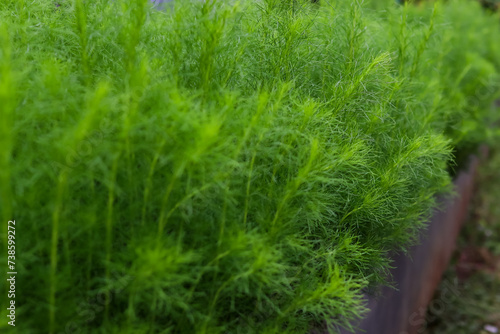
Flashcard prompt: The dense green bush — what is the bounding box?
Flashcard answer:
[0,0,499,333]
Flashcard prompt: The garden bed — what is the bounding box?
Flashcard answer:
[426,143,500,334]
[341,148,488,334]
[1,1,499,333]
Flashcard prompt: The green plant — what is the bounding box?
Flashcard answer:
[0,0,498,333]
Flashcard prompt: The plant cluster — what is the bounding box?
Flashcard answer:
[0,0,499,333]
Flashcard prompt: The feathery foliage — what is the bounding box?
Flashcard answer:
[0,0,499,333]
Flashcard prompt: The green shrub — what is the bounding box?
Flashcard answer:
[0,0,498,333]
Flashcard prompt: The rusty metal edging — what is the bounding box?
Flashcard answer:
[338,150,484,334]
